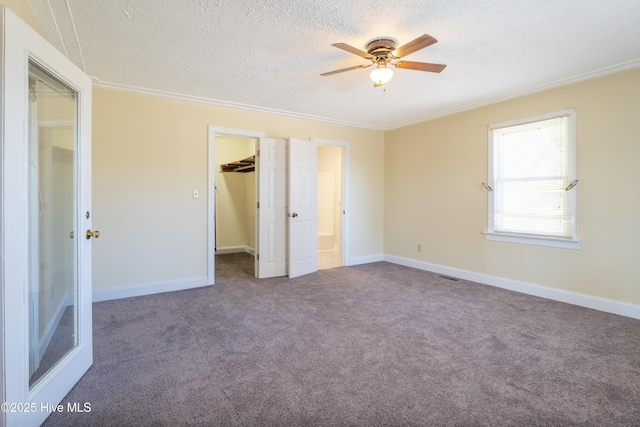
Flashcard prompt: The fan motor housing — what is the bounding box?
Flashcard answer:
[366,38,397,58]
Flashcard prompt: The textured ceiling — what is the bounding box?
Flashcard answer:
[28,0,640,130]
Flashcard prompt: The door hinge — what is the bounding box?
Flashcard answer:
[256,254,259,261]
[257,150,260,157]
[257,202,260,209]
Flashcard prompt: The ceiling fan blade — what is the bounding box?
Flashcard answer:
[332,43,373,59]
[395,61,446,73]
[394,34,438,58]
[321,64,371,76]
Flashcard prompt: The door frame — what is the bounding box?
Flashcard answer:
[2,7,93,426]
[207,126,264,284]
[312,138,350,267]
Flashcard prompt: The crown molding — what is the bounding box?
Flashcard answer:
[92,58,640,133]
[388,58,640,130]
[91,80,385,131]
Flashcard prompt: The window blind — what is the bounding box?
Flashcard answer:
[491,115,574,238]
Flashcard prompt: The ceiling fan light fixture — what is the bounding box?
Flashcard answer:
[370,63,393,86]
[322,34,445,86]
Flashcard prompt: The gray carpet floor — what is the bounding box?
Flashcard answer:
[44,253,640,426]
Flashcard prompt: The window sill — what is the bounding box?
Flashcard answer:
[484,232,582,250]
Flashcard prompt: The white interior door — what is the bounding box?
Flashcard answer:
[257,138,287,278]
[288,138,318,278]
[2,8,93,427]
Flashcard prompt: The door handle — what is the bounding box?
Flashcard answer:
[291,212,298,218]
[86,230,100,239]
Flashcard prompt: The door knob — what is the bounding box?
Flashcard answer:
[86,230,100,239]
[291,212,298,218]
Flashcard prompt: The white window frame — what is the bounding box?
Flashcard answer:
[484,109,581,250]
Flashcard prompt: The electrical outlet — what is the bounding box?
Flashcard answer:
[417,244,422,252]
[193,189,199,199]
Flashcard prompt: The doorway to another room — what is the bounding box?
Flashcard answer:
[317,144,344,270]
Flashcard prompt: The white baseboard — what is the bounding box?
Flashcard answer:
[348,254,384,266]
[384,254,640,320]
[216,246,255,255]
[93,276,209,302]
[88,253,640,320]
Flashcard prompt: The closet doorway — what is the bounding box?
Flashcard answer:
[207,127,264,284]
[213,135,257,257]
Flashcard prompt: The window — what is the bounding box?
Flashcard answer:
[485,109,581,249]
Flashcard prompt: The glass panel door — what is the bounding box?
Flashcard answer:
[2,8,93,426]
[27,61,78,388]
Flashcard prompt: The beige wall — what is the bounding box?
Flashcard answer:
[92,88,384,290]
[384,68,640,306]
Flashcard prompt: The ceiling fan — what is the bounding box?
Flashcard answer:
[321,34,446,87]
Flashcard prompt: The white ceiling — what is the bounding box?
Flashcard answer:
[28,0,640,130]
